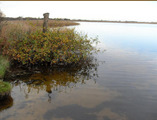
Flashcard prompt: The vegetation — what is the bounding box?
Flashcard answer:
[0,10,4,32]
[29,19,79,27]
[0,10,10,79]
[0,11,100,100]
[7,19,79,28]
[0,20,99,68]
[0,80,11,100]
[1,11,101,100]
[0,9,100,73]
[0,56,9,78]
[0,81,11,94]
[0,10,11,99]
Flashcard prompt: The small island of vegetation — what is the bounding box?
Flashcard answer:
[0,81,11,100]
[0,12,100,99]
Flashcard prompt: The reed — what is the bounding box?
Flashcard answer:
[7,20,79,28]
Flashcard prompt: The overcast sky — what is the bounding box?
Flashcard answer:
[1,1,157,22]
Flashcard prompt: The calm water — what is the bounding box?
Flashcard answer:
[1,22,157,120]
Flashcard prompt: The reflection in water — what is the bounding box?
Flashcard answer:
[6,56,100,100]
[0,96,13,112]
[43,103,127,120]
[94,108,127,120]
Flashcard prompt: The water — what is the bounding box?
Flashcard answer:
[1,22,157,120]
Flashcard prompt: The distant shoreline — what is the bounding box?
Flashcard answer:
[72,20,157,25]
[4,17,157,25]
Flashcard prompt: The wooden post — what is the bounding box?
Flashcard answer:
[43,13,49,33]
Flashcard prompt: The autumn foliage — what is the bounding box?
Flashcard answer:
[1,23,99,67]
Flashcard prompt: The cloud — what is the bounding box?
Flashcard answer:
[93,108,128,120]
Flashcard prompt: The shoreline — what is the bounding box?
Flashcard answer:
[4,17,157,25]
[72,20,157,25]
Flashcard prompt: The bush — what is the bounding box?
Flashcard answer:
[5,28,99,67]
[4,29,98,65]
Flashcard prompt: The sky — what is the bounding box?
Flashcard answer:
[0,1,157,22]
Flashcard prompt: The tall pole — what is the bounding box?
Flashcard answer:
[43,13,49,33]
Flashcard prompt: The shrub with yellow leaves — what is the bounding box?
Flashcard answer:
[3,28,100,67]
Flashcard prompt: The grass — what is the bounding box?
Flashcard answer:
[0,81,11,94]
[0,20,79,44]
[0,56,9,78]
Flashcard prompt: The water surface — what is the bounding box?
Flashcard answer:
[1,22,157,120]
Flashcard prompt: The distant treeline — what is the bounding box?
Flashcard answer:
[2,17,157,24]
[2,17,71,21]
[73,19,157,24]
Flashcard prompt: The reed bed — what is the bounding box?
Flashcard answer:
[7,20,79,28]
